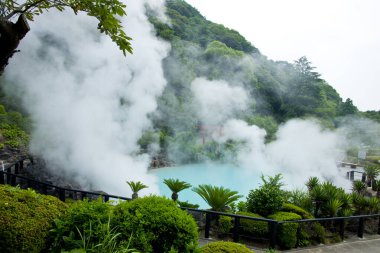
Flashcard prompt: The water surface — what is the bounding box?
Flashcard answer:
[150,163,260,208]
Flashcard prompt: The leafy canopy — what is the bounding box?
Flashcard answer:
[1,0,132,55]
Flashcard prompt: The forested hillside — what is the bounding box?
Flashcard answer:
[143,0,369,164]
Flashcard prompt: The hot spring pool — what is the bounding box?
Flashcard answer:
[149,163,260,209]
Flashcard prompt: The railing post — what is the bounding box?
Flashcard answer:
[81,192,87,200]
[104,195,110,202]
[0,170,4,184]
[6,168,11,184]
[339,219,345,240]
[269,221,278,249]
[42,184,47,194]
[15,163,19,174]
[205,213,211,238]
[233,216,240,242]
[59,188,66,202]
[377,216,380,235]
[358,217,364,238]
[10,174,16,186]
[20,160,24,170]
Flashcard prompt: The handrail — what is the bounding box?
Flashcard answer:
[0,157,131,202]
[2,157,380,249]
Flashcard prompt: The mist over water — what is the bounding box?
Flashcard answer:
[4,1,169,195]
[2,0,375,198]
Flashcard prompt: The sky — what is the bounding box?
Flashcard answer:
[186,0,380,111]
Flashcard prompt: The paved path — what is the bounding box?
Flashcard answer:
[200,236,380,252]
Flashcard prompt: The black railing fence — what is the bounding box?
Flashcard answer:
[0,158,130,202]
[2,158,380,249]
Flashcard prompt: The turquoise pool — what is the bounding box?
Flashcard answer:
[149,163,260,209]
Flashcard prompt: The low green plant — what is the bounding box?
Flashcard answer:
[281,203,313,219]
[268,212,301,249]
[112,195,198,253]
[217,215,233,234]
[200,241,253,253]
[177,200,200,209]
[51,198,113,252]
[237,211,268,236]
[0,185,67,253]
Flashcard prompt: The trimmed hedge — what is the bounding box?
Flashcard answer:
[281,203,313,219]
[237,211,268,236]
[112,195,198,253]
[0,185,67,253]
[268,212,301,249]
[218,215,233,234]
[201,241,253,253]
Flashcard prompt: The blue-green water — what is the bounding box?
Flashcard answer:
[149,163,260,209]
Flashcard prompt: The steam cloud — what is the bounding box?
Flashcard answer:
[4,1,169,195]
[191,78,249,125]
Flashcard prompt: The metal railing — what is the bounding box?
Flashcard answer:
[0,158,130,202]
[2,158,380,249]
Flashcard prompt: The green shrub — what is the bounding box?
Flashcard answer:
[112,195,198,253]
[0,185,67,253]
[178,200,200,208]
[51,198,114,252]
[268,212,301,249]
[247,174,285,216]
[217,215,233,234]
[200,241,253,253]
[237,212,268,236]
[281,203,313,219]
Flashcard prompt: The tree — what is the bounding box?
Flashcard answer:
[163,178,191,201]
[0,0,132,73]
[126,181,148,200]
[192,184,242,211]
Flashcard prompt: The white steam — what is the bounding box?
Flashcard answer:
[4,1,169,196]
[213,119,350,189]
[191,77,249,125]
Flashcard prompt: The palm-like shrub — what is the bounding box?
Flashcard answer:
[324,199,343,217]
[126,181,148,199]
[364,165,380,188]
[306,176,319,192]
[192,184,242,211]
[352,180,367,196]
[163,178,191,201]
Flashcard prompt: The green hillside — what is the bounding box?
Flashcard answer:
[143,0,371,164]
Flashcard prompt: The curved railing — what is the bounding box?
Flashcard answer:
[0,157,130,202]
[1,157,380,249]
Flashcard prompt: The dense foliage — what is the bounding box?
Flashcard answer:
[268,212,301,249]
[246,174,286,216]
[0,185,67,253]
[200,241,253,253]
[112,195,198,253]
[237,211,268,236]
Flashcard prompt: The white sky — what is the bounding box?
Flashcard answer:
[186,0,380,111]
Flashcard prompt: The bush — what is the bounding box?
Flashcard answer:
[0,185,67,253]
[237,212,268,236]
[217,215,233,234]
[51,198,114,252]
[281,203,313,219]
[268,212,301,249]
[112,195,198,253]
[247,174,285,216]
[200,241,253,253]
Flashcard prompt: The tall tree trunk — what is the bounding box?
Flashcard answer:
[0,15,30,75]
